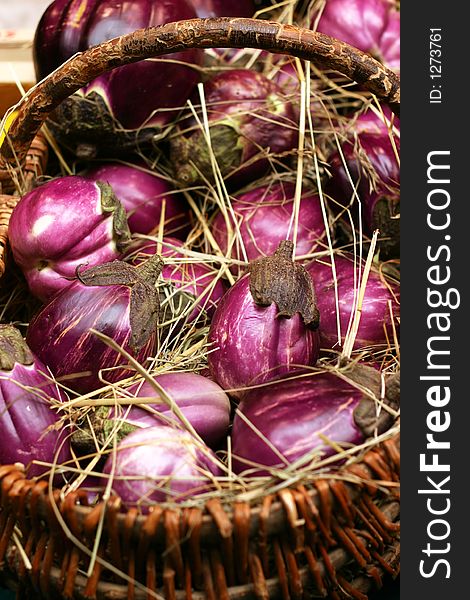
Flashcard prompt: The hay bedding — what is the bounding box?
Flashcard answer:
[0,6,399,599]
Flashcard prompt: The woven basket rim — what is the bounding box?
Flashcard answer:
[0,17,399,171]
[1,433,400,542]
[1,433,400,598]
[3,529,401,599]
[0,17,400,599]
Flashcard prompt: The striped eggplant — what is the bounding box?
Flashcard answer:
[170,69,298,189]
[306,253,400,351]
[208,241,320,396]
[314,0,400,72]
[33,0,202,157]
[82,162,190,238]
[73,372,231,455]
[102,425,222,509]
[211,180,326,274]
[0,325,71,477]
[26,256,163,394]
[231,364,399,475]
[326,108,400,257]
[128,237,226,322]
[9,176,131,302]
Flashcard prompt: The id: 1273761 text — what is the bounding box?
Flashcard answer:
[429,28,442,104]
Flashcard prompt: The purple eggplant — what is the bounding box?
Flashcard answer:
[232,364,399,475]
[211,181,325,273]
[315,0,400,72]
[189,0,255,17]
[82,162,190,238]
[126,373,231,447]
[102,425,222,509]
[268,57,328,124]
[170,69,298,189]
[26,257,163,394]
[33,0,202,157]
[327,108,400,257]
[0,325,70,477]
[9,176,131,303]
[87,372,231,449]
[208,241,320,397]
[306,253,400,351]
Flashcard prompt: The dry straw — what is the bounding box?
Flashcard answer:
[0,13,400,599]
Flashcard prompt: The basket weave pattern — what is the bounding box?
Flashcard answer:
[0,17,400,599]
[1,435,399,599]
[0,132,48,276]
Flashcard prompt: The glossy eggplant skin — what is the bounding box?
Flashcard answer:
[189,0,254,17]
[208,274,320,397]
[170,69,298,189]
[231,371,365,475]
[26,281,156,394]
[315,0,400,72]
[9,176,130,303]
[211,181,325,273]
[102,425,222,509]
[162,261,226,322]
[83,162,190,238]
[0,325,70,477]
[33,0,202,155]
[111,372,231,447]
[306,254,400,351]
[0,363,70,476]
[327,109,400,257]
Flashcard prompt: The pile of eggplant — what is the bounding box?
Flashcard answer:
[0,0,400,511]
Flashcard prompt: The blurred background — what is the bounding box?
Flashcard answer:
[0,0,52,114]
[0,0,52,28]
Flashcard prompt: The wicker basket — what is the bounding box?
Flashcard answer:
[0,17,400,600]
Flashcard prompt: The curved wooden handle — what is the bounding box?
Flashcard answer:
[0,17,400,169]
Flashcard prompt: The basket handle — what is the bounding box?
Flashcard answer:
[0,17,400,169]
